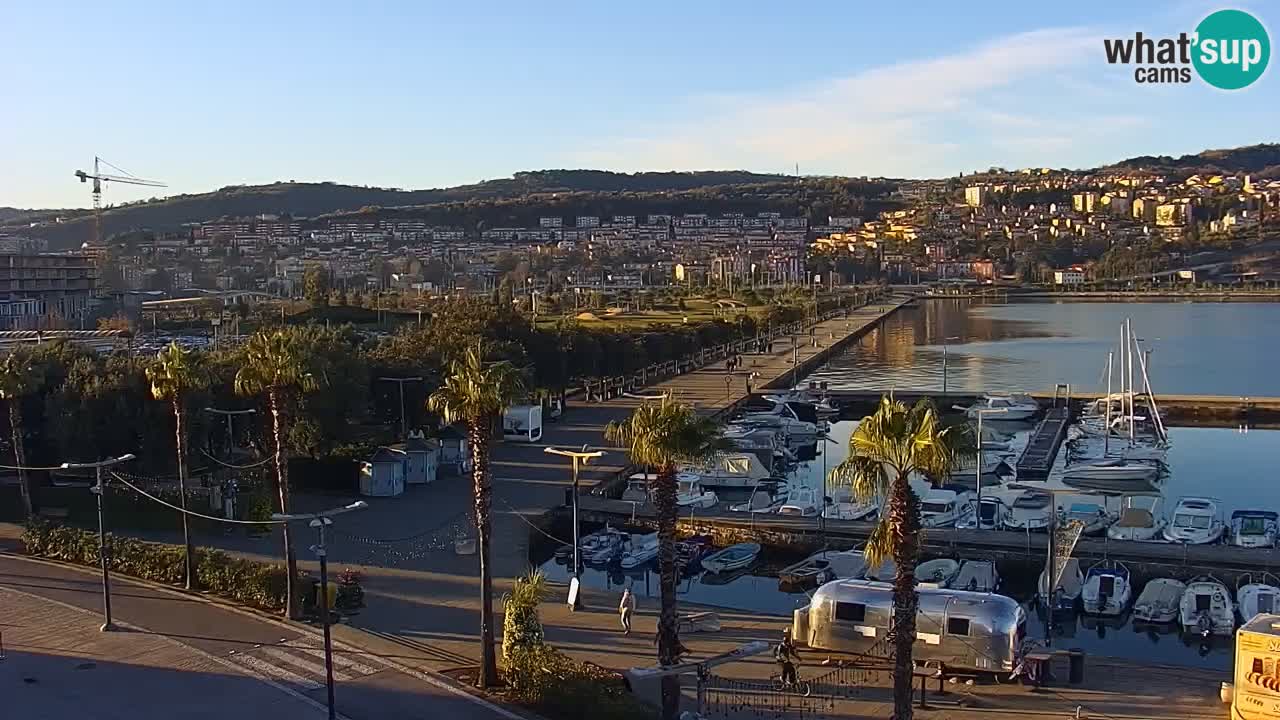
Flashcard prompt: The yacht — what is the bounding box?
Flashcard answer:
[675,476,718,509]
[722,424,785,466]
[1179,576,1235,637]
[1132,578,1186,624]
[1163,497,1226,545]
[915,558,960,587]
[729,479,790,513]
[1002,487,1054,532]
[620,473,652,504]
[1230,510,1279,549]
[919,487,973,529]
[946,454,1015,490]
[1237,574,1280,624]
[1107,506,1165,542]
[823,486,879,521]
[962,393,1040,421]
[951,559,1000,593]
[956,496,1009,530]
[777,486,822,517]
[1060,502,1118,537]
[1081,560,1132,616]
[1039,557,1084,612]
[679,453,771,489]
[1062,458,1160,487]
[737,400,819,442]
[619,532,660,570]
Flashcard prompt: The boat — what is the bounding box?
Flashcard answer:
[778,553,837,590]
[1081,560,1132,616]
[1002,488,1054,532]
[1179,575,1234,637]
[956,496,1009,530]
[675,535,713,572]
[1106,497,1165,542]
[728,479,790,513]
[620,473,652,504]
[814,549,869,579]
[584,531,628,564]
[1237,573,1280,623]
[862,558,896,583]
[619,533,660,570]
[951,560,999,593]
[1060,502,1117,537]
[1132,578,1186,624]
[1062,458,1160,486]
[679,453,772,489]
[946,455,1015,490]
[1039,557,1083,612]
[777,486,822,517]
[822,486,879,521]
[701,542,762,573]
[737,400,819,442]
[962,393,1040,421]
[675,476,718,509]
[915,558,960,587]
[919,487,974,529]
[1163,497,1226,545]
[1230,510,1279,549]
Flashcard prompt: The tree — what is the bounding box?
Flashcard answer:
[303,265,330,307]
[427,345,526,689]
[146,342,209,590]
[234,329,320,619]
[605,399,726,720]
[0,348,42,519]
[828,396,967,720]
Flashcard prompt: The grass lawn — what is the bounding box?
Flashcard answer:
[537,299,766,329]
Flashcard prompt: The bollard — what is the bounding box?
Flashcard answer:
[1068,648,1086,684]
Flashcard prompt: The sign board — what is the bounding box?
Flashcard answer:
[567,577,580,608]
[1236,615,1280,719]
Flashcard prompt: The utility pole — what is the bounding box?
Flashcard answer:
[544,446,605,611]
[941,336,959,394]
[272,501,369,720]
[60,454,137,631]
[376,377,423,439]
[204,407,256,453]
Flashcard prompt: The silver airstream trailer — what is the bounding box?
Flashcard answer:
[793,579,1026,673]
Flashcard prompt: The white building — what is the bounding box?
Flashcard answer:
[964,186,986,207]
[1053,269,1086,286]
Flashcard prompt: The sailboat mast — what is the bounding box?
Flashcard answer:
[1126,319,1136,445]
[1104,351,1113,455]
[1135,337,1168,444]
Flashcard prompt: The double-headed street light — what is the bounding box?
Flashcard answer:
[545,445,605,611]
[60,453,137,632]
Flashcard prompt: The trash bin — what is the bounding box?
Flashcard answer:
[1068,648,1086,684]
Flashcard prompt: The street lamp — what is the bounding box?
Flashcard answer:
[970,407,1008,516]
[272,501,369,720]
[941,336,960,394]
[60,453,137,631]
[376,377,423,440]
[203,407,256,453]
[544,445,605,611]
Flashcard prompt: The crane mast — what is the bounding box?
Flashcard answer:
[74,156,165,247]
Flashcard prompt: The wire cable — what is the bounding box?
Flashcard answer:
[109,472,285,525]
[496,495,572,547]
[0,461,76,471]
[199,448,274,469]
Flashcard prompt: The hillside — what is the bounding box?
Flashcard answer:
[1106,143,1280,176]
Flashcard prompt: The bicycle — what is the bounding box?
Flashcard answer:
[770,670,812,696]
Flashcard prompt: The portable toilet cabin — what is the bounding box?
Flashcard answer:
[437,425,469,476]
[359,447,407,497]
[403,432,440,485]
[503,404,543,443]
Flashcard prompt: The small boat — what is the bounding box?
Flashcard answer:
[778,553,837,590]
[1132,578,1186,624]
[585,532,627,564]
[1230,510,1279,549]
[1081,560,1132,616]
[729,479,790,513]
[1107,498,1166,542]
[1002,488,1054,532]
[1039,558,1083,612]
[1237,573,1280,623]
[675,535,713,572]
[951,560,999,593]
[822,486,879,521]
[946,457,1015,490]
[701,542,762,573]
[679,453,773,489]
[1179,575,1234,637]
[619,532,660,570]
[915,558,960,587]
[1163,497,1226,545]
[1062,458,1159,486]
[862,558,897,583]
[919,487,973,529]
[956,496,1009,530]
[777,486,822,517]
[621,474,653,504]
[814,549,869,579]
[1061,502,1117,537]
[676,476,718,509]
[962,393,1040,421]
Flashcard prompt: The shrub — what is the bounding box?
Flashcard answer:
[22,520,296,612]
[504,646,656,720]
[502,570,548,663]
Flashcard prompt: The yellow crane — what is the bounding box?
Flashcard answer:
[75,156,165,246]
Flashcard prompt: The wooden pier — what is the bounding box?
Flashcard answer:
[1014,407,1072,480]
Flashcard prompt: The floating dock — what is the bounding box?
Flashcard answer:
[1013,407,1072,480]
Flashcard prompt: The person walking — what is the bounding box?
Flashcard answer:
[619,586,636,635]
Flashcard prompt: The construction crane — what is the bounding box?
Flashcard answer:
[74,156,165,246]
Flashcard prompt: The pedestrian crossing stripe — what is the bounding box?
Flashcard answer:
[281,639,383,677]
[229,651,324,691]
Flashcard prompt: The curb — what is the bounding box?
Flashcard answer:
[0,550,542,720]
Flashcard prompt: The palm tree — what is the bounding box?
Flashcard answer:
[146,342,209,590]
[234,329,318,619]
[828,396,966,720]
[427,344,525,689]
[0,348,42,520]
[605,398,726,720]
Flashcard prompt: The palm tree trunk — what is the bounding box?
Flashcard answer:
[270,388,299,619]
[11,401,32,520]
[889,473,922,720]
[173,397,196,590]
[470,421,499,689]
[653,464,680,720]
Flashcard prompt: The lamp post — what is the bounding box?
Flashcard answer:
[941,336,960,394]
[544,446,605,611]
[971,407,1008,520]
[376,376,424,439]
[272,501,369,720]
[60,453,137,631]
[203,407,256,453]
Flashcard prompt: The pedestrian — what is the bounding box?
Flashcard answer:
[619,586,636,635]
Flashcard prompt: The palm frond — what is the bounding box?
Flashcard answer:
[605,397,724,470]
[828,455,889,503]
[427,344,527,426]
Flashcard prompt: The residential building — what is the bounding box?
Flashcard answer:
[0,253,97,328]
[1053,269,1086,285]
[964,186,986,207]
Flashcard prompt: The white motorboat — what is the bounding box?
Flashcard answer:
[619,532,660,569]
[777,486,822,517]
[915,558,960,587]
[676,476,718,509]
[952,560,999,593]
[723,424,785,466]
[946,455,1015,490]
[823,486,879,521]
[1002,488,1053,532]
[1107,506,1165,542]
[1060,502,1117,537]
[956,496,1009,530]
[729,479,790,513]
[814,549,869,579]
[919,487,973,529]
[679,453,771,489]
[1179,575,1235,637]
[778,552,837,589]
[1230,510,1279,549]
[738,400,819,442]
[621,473,653,504]
[1132,578,1186,623]
[962,393,1040,421]
[1082,560,1132,616]
[1062,458,1159,485]
[1163,497,1226,545]
[1237,573,1280,624]
[1039,557,1084,612]
[701,542,761,573]
[862,558,897,583]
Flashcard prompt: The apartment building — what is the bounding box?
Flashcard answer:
[0,253,97,328]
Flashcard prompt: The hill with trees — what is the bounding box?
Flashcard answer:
[1105,143,1280,177]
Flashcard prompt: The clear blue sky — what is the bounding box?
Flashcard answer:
[2,0,1276,208]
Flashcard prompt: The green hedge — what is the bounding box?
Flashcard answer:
[504,646,656,720]
[22,521,296,613]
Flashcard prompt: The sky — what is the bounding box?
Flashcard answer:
[2,0,1277,209]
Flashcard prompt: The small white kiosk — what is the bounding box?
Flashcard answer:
[503,404,543,442]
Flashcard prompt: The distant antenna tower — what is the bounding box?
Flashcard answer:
[795,162,800,177]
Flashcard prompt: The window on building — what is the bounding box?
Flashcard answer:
[835,602,866,622]
[947,617,971,636]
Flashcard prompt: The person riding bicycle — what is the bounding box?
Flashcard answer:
[774,628,801,687]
